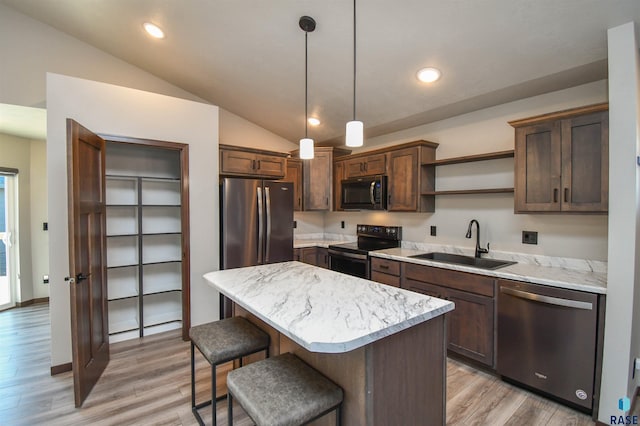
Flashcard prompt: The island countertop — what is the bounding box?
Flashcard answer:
[203,261,454,354]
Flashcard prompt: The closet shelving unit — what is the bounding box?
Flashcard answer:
[104,138,189,343]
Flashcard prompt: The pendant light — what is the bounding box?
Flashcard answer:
[346,0,363,148]
[299,16,316,160]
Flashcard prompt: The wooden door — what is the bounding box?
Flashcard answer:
[387,147,419,211]
[362,154,386,175]
[254,153,286,178]
[560,111,609,212]
[67,119,109,407]
[514,122,562,212]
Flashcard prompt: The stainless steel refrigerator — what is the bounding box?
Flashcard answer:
[219,178,294,317]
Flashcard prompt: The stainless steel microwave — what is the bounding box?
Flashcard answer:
[341,175,387,210]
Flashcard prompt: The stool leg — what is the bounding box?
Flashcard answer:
[227,391,233,426]
[212,363,217,426]
[336,404,342,426]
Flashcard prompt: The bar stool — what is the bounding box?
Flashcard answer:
[190,317,270,426]
[226,352,344,426]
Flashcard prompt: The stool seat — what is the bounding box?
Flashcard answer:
[190,317,270,426]
[227,352,343,426]
[190,316,270,365]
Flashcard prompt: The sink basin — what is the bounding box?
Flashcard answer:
[408,252,516,270]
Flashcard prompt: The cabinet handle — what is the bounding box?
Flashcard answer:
[326,197,329,207]
[553,188,558,203]
[564,188,568,203]
[379,265,389,270]
[257,160,261,170]
[388,194,391,205]
[252,159,256,170]
[298,197,301,207]
[364,163,368,172]
[360,163,363,172]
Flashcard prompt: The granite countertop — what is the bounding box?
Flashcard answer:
[203,261,454,353]
[371,247,607,294]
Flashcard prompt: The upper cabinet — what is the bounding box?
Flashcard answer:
[283,158,303,211]
[290,147,350,211]
[344,153,386,178]
[219,144,287,179]
[387,142,438,212]
[509,103,608,213]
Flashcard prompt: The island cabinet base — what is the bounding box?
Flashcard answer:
[234,305,446,425]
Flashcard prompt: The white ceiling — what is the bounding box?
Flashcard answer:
[2,0,639,145]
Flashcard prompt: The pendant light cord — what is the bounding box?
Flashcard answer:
[305,30,309,138]
[353,0,357,121]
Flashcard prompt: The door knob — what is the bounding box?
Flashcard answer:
[77,273,90,282]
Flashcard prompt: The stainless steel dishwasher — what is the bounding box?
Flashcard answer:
[497,280,599,411]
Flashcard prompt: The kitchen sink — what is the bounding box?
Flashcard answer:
[408,252,516,270]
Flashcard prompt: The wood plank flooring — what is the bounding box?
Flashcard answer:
[0,304,610,425]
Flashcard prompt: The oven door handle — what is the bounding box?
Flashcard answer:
[328,249,368,261]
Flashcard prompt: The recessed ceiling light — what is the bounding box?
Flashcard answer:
[308,117,321,126]
[143,22,165,39]
[416,67,441,83]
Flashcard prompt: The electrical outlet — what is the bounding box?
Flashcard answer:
[430,226,437,236]
[43,275,49,284]
[522,231,538,245]
[341,221,345,229]
[43,222,48,231]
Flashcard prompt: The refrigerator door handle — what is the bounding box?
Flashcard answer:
[257,186,264,264]
[265,186,272,263]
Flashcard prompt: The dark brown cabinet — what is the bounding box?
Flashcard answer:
[283,158,303,211]
[333,159,345,211]
[370,257,400,287]
[344,153,386,178]
[301,147,350,211]
[402,262,495,367]
[220,144,287,179]
[294,247,329,269]
[387,142,438,212]
[510,103,608,213]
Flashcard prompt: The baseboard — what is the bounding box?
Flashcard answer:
[50,362,72,376]
[16,297,49,307]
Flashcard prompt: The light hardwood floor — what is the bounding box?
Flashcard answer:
[0,304,612,425]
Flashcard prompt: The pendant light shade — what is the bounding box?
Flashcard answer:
[299,16,316,159]
[345,0,364,148]
[299,138,314,159]
[345,120,363,147]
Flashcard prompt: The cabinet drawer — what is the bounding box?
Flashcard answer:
[254,153,286,178]
[403,262,494,297]
[371,271,400,287]
[371,257,400,276]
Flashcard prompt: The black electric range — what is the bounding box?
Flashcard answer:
[328,224,402,279]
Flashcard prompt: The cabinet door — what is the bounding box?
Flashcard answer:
[300,247,318,265]
[446,287,494,367]
[560,111,608,212]
[344,158,366,178]
[220,149,256,176]
[387,147,419,211]
[316,248,329,269]
[255,153,286,178]
[514,122,562,212]
[304,150,332,210]
[333,160,345,211]
[284,159,303,211]
[363,154,386,175]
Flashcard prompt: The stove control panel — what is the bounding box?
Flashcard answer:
[356,224,402,241]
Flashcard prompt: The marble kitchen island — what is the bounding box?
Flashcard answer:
[204,261,454,425]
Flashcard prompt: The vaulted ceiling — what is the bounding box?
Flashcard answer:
[3,0,639,144]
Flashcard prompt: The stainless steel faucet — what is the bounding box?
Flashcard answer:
[466,219,489,258]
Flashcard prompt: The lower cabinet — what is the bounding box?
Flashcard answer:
[294,247,329,269]
[370,258,401,287]
[402,263,495,367]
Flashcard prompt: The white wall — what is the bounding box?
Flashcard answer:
[598,22,640,423]
[29,139,48,299]
[46,73,219,366]
[0,133,35,302]
[219,109,297,152]
[315,81,609,261]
